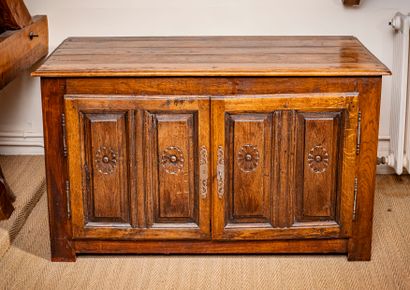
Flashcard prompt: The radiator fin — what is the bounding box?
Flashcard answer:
[389,12,410,175]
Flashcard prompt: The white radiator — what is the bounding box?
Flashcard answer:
[387,12,410,175]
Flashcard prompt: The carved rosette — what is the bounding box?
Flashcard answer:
[161,146,184,174]
[95,146,118,175]
[307,145,329,173]
[237,144,260,172]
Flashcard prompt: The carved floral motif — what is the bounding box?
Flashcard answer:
[217,145,224,198]
[161,146,184,174]
[237,144,260,172]
[307,145,329,173]
[199,146,208,198]
[95,146,118,175]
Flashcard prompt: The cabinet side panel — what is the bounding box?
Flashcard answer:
[348,77,382,261]
[42,78,76,261]
[83,112,130,224]
[227,113,272,223]
[296,112,341,221]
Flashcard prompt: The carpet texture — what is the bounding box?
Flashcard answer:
[0,156,45,258]
[0,174,409,289]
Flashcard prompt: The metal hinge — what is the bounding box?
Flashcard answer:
[61,113,68,157]
[352,176,358,220]
[65,180,71,219]
[356,111,362,155]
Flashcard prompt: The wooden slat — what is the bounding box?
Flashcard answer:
[74,238,348,254]
[32,36,390,77]
[0,0,32,30]
[53,47,370,55]
[0,15,48,90]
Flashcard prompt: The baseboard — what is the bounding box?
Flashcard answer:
[0,146,44,155]
[0,132,44,155]
[376,139,396,174]
[376,164,396,174]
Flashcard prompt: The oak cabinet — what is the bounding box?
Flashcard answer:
[33,36,390,261]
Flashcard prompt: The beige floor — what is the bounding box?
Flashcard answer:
[0,173,409,289]
[0,156,45,257]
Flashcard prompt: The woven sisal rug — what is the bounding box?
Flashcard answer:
[0,156,45,257]
[0,173,409,289]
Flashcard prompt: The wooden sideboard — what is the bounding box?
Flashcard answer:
[33,36,390,262]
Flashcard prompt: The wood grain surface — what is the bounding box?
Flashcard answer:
[348,77,383,261]
[0,0,32,30]
[74,238,348,254]
[211,93,358,241]
[0,15,48,90]
[343,0,361,6]
[32,36,390,77]
[41,78,76,262]
[35,36,388,262]
[64,95,211,241]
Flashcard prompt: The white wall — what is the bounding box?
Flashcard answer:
[1,0,409,155]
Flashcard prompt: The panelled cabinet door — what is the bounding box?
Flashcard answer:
[64,95,210,240]
[212,94,359,240]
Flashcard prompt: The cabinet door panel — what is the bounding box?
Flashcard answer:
[296,112,341,222]
[84,113,130,225]
[227,113,272,224]
[65,95,210,240]
[212,93,358,240]
[144,112,197,224]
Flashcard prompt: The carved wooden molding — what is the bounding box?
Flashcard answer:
[237,144,260,172]
[199,146,208,198]
[217,146,224,199]
[160,146,184,174]
[95,146,118,175]
[307,145,329,173]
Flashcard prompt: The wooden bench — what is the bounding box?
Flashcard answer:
[0,0,48,220]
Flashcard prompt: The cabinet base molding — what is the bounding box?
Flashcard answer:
[73,239,347,256]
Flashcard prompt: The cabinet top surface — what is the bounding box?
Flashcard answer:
[33,36,390,77]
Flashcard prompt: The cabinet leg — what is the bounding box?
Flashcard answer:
[50,238,76,262]
[41,78,76,262]
[347,237,372,261]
